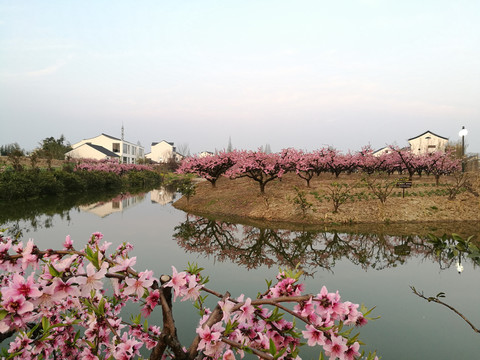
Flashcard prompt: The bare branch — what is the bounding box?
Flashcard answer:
[411,286,480,333]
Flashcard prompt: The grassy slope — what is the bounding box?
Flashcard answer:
[174,173,480,231]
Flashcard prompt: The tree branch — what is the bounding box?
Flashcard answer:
[411,286,480,333]
[221,337,274,360]
[187,292,230,359]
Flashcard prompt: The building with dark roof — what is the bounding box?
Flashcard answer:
[68,133,144,163]
[408,131,448,155]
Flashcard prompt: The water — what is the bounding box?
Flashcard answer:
[1,189,479,359]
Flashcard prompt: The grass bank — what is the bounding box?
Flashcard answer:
[174,173,480,227]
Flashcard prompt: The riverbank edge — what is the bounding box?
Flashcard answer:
[173,175,480,237]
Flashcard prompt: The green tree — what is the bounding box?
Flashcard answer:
[0,143,24,156]
[36,135,72,160]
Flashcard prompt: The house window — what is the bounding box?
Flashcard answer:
[112,143,120,153]
[123,144,128,153]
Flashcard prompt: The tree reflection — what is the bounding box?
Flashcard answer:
[174,215,479,274]
[0,189,163,238]
[0,196,75,238]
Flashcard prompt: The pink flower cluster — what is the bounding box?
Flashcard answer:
[177,151,234,187]
[0,232,159,359]
[0,231,378,360]
[186,269,376,360]
[178,147,460,192]
[72,158,153,175]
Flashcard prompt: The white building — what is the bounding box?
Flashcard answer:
[408,131,448,155]
[67,133,144,164]
[65,143,120,161]
[372,146,393,157]
[198,151,214,158]
[145,140,184,163]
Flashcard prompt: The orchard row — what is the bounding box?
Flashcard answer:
[177,147,461,192]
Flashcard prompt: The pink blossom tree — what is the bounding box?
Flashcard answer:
[177,152,235,187]
[226,150,288,193]
[317,148,356,178]
[0,231,379,360]
[281,149,317,187]
[355,146,387,175]
[387,147,419,180]
[422,150,461,185]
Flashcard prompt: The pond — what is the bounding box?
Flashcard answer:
[1,188,479,359]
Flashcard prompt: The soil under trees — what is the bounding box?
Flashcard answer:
[174,172,480,229]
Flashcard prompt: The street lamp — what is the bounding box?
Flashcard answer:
[459,126,468,172]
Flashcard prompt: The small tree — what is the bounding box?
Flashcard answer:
[178,178,196,203]
[292,186,314,217]
[29,152,39,169]
[444,172,479,200]
[313,182,356,213]
[177,143,190,157]
[7,147,24,171]
[363,172,398,204]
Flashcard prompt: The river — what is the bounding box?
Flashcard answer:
[1,188,479,359]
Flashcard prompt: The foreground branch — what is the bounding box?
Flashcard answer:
[411,286,480,333]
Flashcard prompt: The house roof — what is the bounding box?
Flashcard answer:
[151,140,174,147]
[84,143,120,157]
[78,133,120,142]
[73,133,142,148]
[408,131,448,142]
[372,146,391,154]
[100,133,121,141]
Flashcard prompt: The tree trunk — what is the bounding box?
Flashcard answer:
[260,182,265,193]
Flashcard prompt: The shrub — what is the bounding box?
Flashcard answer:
[54,171,87,193]
[36,170,65,196]
[292,186,314,217]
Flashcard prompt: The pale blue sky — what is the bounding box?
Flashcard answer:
[1,0,479,154]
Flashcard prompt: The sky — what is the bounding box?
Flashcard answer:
[1,0,479,155]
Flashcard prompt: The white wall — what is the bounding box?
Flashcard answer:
[409,133,448,155]
[146,141,174,163]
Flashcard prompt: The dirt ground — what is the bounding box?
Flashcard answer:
[0,156,65,169]
[174,172,480,230]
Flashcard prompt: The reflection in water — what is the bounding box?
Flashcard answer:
[79,193,147,217]
[174,215,478,275]
[150,185,177,205]
[0,186,177,237]
[1,189,479,359]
